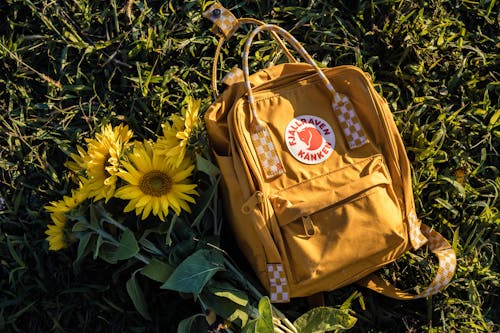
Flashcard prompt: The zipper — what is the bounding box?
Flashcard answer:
[302,215,315,237]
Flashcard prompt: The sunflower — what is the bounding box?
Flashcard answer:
[114,141,198,220]
[45,212,69,251]
[45,187,86,214]
[44,188,86,251]
[156,97,201,167]
[84,123,134,202]
[64,145,89,183]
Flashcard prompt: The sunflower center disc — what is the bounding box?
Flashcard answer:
[140,170,172,197]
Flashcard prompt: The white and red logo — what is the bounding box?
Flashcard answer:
[285,115,335,164]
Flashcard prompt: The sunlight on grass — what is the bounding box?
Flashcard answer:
[0,1,498,332]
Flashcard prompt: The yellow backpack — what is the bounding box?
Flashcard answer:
[203,3,456,303]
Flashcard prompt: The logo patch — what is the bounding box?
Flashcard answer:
[285,115,335,164]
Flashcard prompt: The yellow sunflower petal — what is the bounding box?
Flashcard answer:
[157,209,165,221]
[160,195,170,212]
[123,197,139,213]
[171,114,185,130]
[170,166,195,182]
[118,169,140,185]
[177,199,192,214]
[171,183,198,194]
[134,203,144,215]
[166,193,181,216]
[115,185,141,200]
[135,195,151,208]
[152,197,160,216]
[141,202,153,220]
[45,225,62,236]
[48,237,66,251]
[50,212,66,226]
[177,192,197,204]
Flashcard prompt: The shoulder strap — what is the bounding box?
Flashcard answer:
[363,69,457,298]
[358,221,456,299]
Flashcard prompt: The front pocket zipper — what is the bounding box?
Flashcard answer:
[267,154,406,284]
[270,155,389,227]
[302,215,315,237]
[281,183,405,284]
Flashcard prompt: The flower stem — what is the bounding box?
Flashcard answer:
[223,258,298,333]
[88,225,150,265]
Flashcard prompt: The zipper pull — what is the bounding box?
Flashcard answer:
[302,215,315,237]
[241,191,264,214]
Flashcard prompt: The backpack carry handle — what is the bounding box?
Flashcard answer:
[207,18,298,99]
[242,24,338,123]
[204,1,299,99]
[210,22,298,98]
[241,24,370,150]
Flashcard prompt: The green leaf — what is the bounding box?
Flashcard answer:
[191,182,218,228]
[200,290,249,327]
[75,232,93,264]
[177,314,209,333]
[6,237,25,267]
[439,175,466,197]
[196,154,220,177]
[165,215,177,246]
[255,297,274,333]
[161,249,224,294]
[242,297,274,333]
[72,221,90,232]
[293,307,357,333]
[93,235,104,260]
[89,203,99,227]
[126,270,151,320]
[97,242,118,264]
[112,229,139,261]
[140,258,174,283]
[207,280,249,307]
[169,237,197,265]
[242,321,257,333]
[139,237,162,256]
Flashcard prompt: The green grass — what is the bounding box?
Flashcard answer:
[0,0,498,332]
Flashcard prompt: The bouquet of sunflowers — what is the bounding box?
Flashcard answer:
[44,95,356,332]
[45,97,201,251]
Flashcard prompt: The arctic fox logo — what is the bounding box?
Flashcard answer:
[285,115,335,165]
[297,127,323,151]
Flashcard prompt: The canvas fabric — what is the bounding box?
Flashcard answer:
[204,6,456,303]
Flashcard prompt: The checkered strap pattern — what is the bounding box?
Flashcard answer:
[203,3,239,38]
[408,209,428,250]
[251,122,285,180]
[222,67,244,86]
[332,92,368,149]
[416,223,457,298]
[267,263,290,303]
[408,209,456,297]
[358,219,456,300]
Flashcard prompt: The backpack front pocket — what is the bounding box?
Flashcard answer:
[269,155,406,285]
